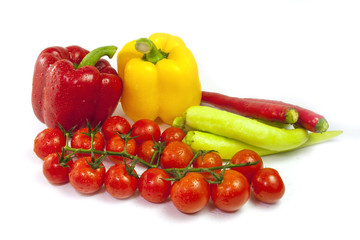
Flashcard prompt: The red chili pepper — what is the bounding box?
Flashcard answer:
[32,45,122,131]
[201,91,329,133]
[201,91,299,124]
[245,98,329,133]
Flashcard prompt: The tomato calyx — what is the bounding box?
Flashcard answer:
[79,120,102,139]
[56,148,73,168]
[149,139,166,165]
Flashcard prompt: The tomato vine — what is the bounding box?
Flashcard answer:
[59,122,259,184]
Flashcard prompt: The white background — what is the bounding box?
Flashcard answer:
[1,0,360,239]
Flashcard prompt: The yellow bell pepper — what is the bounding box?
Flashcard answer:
[117,33,201,124]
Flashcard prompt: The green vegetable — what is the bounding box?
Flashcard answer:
[173,106,309,151]
[183,130,343,159]
[182,131,275,158]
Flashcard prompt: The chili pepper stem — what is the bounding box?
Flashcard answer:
[315,118,329,133]
[135,38,168,64]
[77,46,118,69]
[285,108,299,124]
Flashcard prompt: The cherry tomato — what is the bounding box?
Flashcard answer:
[160,141,194,169]
[193,151,223,180]
[231,149,263,183]
[34,128,66,160]
[160,127,186,144]
[106,135,137,164]
[104,163,138,199]
[69,157,106,194]
[130,119,161,145]
[43,152,73,184]
[170,172,210,214]
[139,168,171,203]
[137,140,158,164]
[70,128,105,158]
[251,168,285,204]
[211,170,250,212]
[101,116,131,140]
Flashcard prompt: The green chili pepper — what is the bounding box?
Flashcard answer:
[182,131,275,159]
[183,130,343,159]
[173,106,308,151]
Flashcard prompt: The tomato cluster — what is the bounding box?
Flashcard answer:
[34,116,285,214]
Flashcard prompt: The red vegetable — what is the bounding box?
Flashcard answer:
[201,91,329,133]
[139,168,171,203]
[251,168,285,204]
[211,170,250,212]
[104,163,138,199]
[130,119,161,145]
[170,172,210,214]
[244,98,329,133]
[101,116,131,140]
[32,45,122,131]
[69,157,106,194]
[230,149,263,183]
[70,127,105,159]
[43,152,73,184]
[201,91,298,124]
[34,128,66,160]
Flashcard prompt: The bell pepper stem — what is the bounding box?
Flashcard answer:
[77,45,118,69]
[135,38,167,64]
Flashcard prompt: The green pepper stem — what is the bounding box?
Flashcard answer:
[135,38,168,64]
[77,45,118,69]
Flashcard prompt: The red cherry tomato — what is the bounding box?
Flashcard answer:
[34,128,66,160]
[101,116,131,140]
[193,151,223,180]
[137,140,158,164]
[104,163,138,199]
[106,135,137,164]
[43,152,73,184]
[69,157,106,194]
[231,149,263,183]
[211,170,250,212]
[170,172,210,214]
[130,119,161,145]
[160,127,186,144]
[160,141,194,169]
[139,168,171,203]
[251,168,285,204]
[70,128,105,158]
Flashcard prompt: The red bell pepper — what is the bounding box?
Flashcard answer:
[32,45,122,131]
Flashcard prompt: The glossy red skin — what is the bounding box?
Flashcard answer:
[242,98,326,132]
[160,141,194,169]
[104,164,138,199]
[211,170,250,212]
[139,168,171,203]
[193,152,223,180]
[231,149,264,183]
[160,127,186,144]
[32,45,122,131]
[69,157,106,194]
[137,140,157,164]
[170,172,210,214]
[101,116,131,140]
[251,168,285,204]
[43,152,73,184]
[106,135,137,164]
[130,119,161,145]
[34,128,66,160]
[70,128,105,158]
[201,91,295,123]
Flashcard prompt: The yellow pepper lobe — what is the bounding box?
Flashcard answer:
[117,33,201,124]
